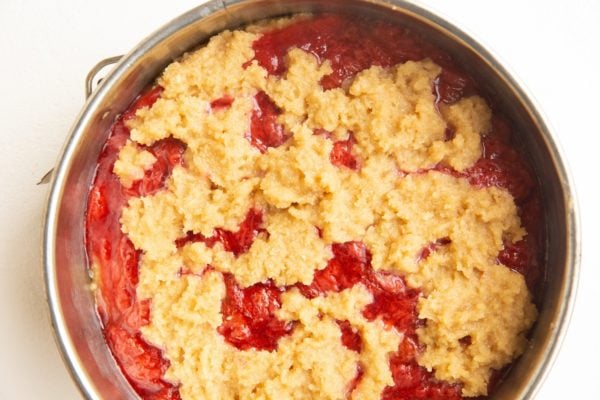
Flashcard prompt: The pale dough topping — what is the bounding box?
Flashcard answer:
[183,210,332,287]
[112,140,156,188]
[115,19,537,398]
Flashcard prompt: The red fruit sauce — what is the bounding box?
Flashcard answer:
[85,13,541,400]
[248,91,290,152]
[218,273,295,351]
[331,134,360,170]
[210,95,234,110]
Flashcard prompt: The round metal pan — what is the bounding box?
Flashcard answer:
[43,1,580,398]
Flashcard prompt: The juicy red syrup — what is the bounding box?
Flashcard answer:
[248,91,290,152]
[337,320,363,353]
[218,274,295,351]
[315,129,360,171]
[210,95,234,110]
[331,135,360,170]
[418,237,452,261]
[434,68,476,106]
[85,13,542,400]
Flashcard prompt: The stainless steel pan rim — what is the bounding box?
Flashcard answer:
[43,1,580,399]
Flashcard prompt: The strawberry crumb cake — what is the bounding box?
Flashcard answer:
[85,13,543,400]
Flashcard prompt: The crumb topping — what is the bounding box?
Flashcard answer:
[113,140,156,188]
[113,18,537,398]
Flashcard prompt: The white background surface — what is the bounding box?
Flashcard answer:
[1,0,598,398]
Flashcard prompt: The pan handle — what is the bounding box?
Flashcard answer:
[37,55,124,185]
[85,55,123,98]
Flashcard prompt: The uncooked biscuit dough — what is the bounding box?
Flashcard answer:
[116,18,536,398]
